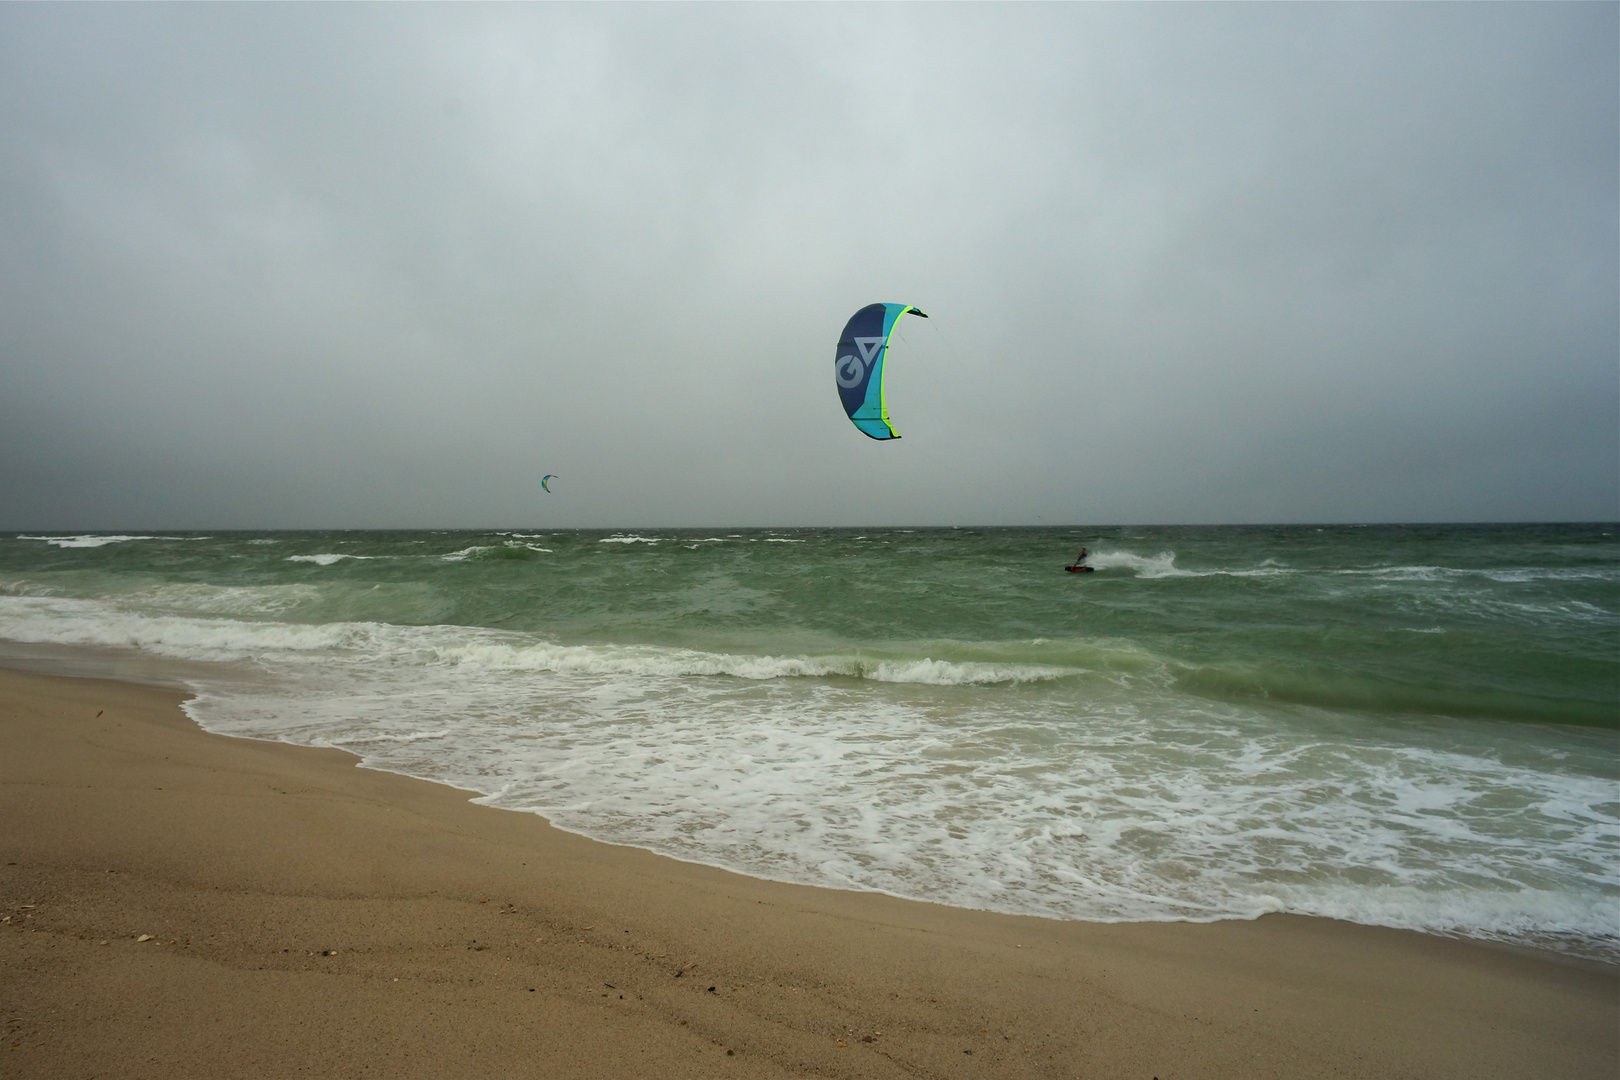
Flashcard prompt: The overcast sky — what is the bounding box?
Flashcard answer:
[2,3,1614,529]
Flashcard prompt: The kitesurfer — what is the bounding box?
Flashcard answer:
[1074,547,1088,566]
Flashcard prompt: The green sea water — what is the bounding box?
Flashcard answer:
[1,524,1616,957]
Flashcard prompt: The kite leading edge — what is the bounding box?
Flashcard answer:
[834,303,926,440]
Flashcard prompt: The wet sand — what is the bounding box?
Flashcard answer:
[1,665,1613,1079]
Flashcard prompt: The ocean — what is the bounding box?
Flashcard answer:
[1,525,1615,960]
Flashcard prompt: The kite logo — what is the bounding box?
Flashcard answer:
[835,353,865,388]
[835,337,887,389]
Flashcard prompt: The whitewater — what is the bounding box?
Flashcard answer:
[1,525,1615,960]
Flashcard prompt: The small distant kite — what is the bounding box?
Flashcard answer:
[834,303,926,440]
[541,474,558,493]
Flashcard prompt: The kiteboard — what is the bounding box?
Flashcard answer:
[1064,565,1094,573]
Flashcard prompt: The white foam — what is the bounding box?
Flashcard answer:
[1081,552,1620,589]
[129,582,325,617]
[18,534,188,548]
[0,595,1070,688]
[1326,565,1620,587]
[431,639,1068,686]
[439,547,492,561]
[0,579,56,598]
[600,535,661,544]
[469,540,556,555]
[1083,550,1308,579]
[0,595,379,661]
[288,553,377,566]
[4,586,1614,961]
[187,653,1609,959]
[1086,550,1185,576]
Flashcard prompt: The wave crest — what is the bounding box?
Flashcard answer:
[432,640,1069,686]
[0,595,1074,687]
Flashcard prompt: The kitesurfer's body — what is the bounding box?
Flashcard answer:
[1065,547,1093,573]
[1074,547,1088,566]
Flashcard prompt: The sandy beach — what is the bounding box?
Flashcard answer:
[0,665,1613,1079]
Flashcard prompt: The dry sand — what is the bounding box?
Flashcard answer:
[0,665,1613,1079]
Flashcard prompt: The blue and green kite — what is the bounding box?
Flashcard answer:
[834,302,926,440]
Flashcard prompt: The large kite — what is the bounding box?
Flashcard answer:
[834,303,926,440]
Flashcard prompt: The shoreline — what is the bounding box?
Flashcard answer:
[1,665,1614,1078]
[5,639,1606,965]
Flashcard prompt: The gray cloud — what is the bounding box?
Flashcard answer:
[2,3,1614,528]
